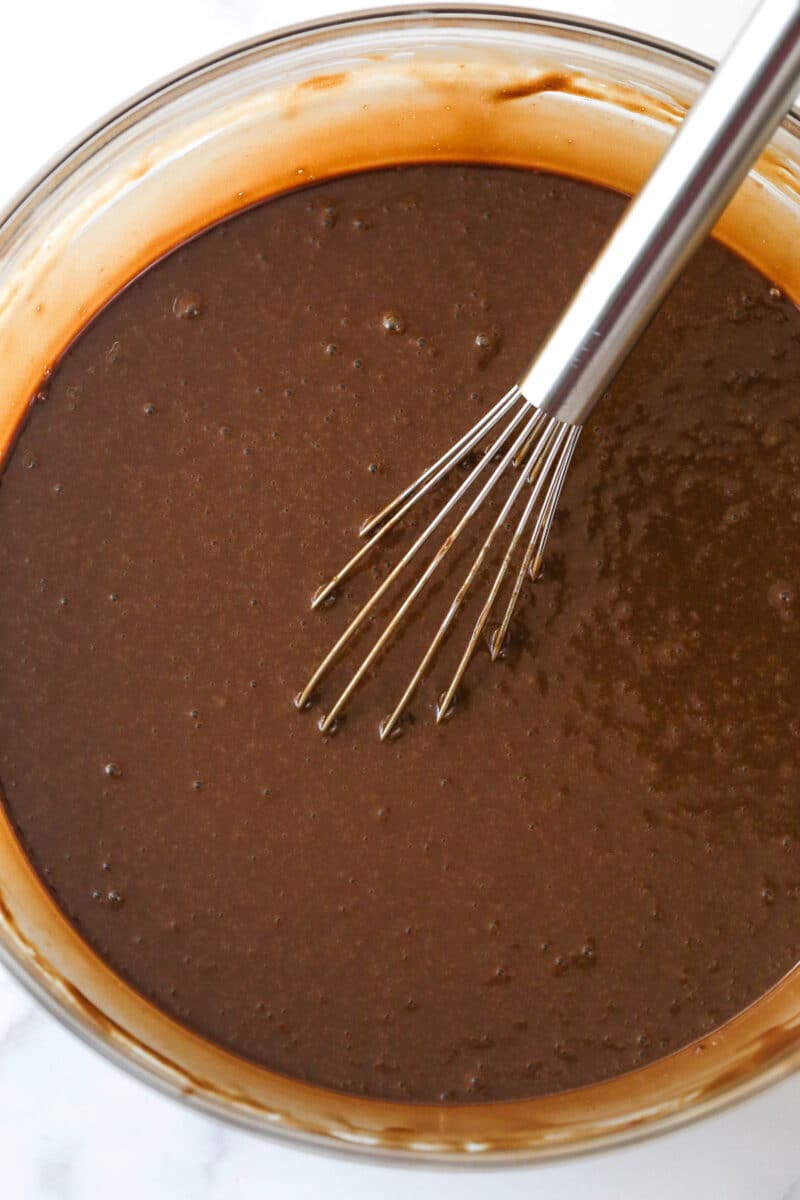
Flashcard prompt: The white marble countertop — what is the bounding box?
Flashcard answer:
[3,1,800,1195]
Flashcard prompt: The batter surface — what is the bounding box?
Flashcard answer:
[1,165,799,1102]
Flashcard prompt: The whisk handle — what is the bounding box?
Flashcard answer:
[518,0,800,427]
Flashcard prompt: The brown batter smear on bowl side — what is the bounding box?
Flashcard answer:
[1,165,799,1103]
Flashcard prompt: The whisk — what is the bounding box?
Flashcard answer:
[297,0,800,737]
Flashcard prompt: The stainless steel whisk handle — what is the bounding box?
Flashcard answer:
[519,0,800,427]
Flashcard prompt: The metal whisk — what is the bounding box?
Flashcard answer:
[297,0,800,737]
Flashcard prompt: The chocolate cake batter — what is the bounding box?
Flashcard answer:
[1,166,799,1103]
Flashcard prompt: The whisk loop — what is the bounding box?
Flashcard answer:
[295,387,580,735]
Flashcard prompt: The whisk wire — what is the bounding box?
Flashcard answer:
[357,386,520,540]
[295,388,532,712]
[313,403,550,732]
[377,416,564,739]
[491,424,581,660]
[310,387,521,610]
[433,420,570,724]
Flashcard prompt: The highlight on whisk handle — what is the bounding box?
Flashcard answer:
[517,0,800,428]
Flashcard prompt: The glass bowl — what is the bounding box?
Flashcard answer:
[0,4,799,1164]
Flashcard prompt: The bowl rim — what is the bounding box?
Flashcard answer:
[0,3,724,239]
